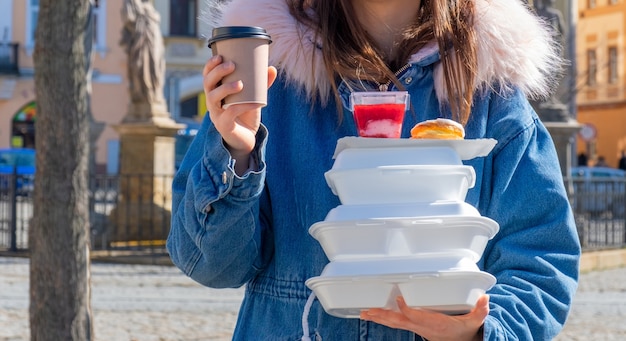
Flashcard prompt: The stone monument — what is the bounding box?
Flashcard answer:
[110,0,184,243]
[531,0,581,184]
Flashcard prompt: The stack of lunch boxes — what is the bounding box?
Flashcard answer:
[305,137,499,318]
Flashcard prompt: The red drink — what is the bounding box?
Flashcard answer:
[353,103,405,138]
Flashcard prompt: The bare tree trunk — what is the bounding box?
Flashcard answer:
[30,0,93,340]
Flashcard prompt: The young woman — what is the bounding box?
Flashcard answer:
[167,0,581,339]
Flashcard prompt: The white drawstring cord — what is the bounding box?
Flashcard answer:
[301,291,317,341]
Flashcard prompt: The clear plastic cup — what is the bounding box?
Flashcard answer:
[350,91,409,138]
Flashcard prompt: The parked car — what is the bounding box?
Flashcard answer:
[0,148,36,194]
[570,166,626,217]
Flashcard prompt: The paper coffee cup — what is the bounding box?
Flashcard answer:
[208,26,272,109]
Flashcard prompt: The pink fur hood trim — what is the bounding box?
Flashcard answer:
[203,0,562,104]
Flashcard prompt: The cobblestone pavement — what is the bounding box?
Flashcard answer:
[0,257,242,341]
[555,266,626,341]
[1,256,625,340]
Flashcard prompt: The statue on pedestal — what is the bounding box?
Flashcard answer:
[531,0,571,123]
[120,0,167,119]
[527,0,581,179]
[111,0,184,244]
[534,0,565,44]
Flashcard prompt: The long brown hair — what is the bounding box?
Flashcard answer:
[288,0,477,125]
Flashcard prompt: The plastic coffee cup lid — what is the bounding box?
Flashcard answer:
[207,26,272,47]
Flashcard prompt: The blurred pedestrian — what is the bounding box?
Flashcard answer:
[618,151,626,171]
[578,152,588,167]
[595,156,608,167]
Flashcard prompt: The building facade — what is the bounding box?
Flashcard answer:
[576,0,626,168]
[0,0,131,174]
[0,0,209,173]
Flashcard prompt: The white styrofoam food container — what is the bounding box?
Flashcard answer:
[319,254,479,277]
[332,137,498,161]
[324,202,481,221]
[306,270,496,318]
[331,146,462,170]
[309,216,499,261]
[325,165,476,205]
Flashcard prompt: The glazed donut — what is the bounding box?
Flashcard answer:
[410,118,465,140]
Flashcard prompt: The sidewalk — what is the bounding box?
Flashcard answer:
[1,255,625,340]
[0,257,242,341]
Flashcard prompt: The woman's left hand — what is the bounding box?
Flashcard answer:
[360,294,489,341]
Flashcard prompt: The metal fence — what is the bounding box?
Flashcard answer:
[566,176,626,250]
[0,173,173,258]
[0,173,625,258]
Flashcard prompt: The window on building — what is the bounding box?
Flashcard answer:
[610,0,618,4]
[588,0,596,8]
[93,0,107,55]
[587,49,597,86]
[26,0,106,55]
[25,0,39,52]
[170,0,197,37]
[608,46,618,84]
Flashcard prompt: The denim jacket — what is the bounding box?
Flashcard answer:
[167,0,580,339]
[167,59,580,340]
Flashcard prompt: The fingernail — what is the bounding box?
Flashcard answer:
[230,80,243,90]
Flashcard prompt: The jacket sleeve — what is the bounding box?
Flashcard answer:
[166,114,274,288]
[479,92,581,340]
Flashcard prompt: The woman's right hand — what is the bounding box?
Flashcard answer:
[203,55,277,172]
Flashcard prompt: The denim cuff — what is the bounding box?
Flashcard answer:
[201,124,267,207]
[230,125,268,199]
